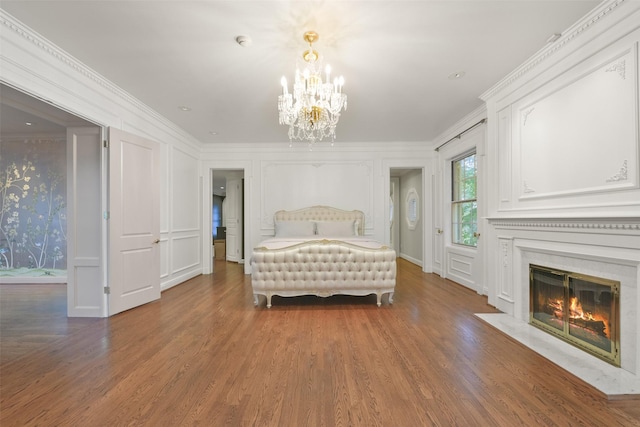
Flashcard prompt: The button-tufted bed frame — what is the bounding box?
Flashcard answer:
[251,206,396,308]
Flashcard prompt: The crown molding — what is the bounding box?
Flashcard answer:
[0,10,204,152]
[480,0,627,101]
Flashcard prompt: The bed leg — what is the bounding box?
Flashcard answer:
[376,293,382,307]
[253,294,259,306]
[388,292,394,305]
[266,294,272,309]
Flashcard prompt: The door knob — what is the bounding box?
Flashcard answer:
[153,239,160,244]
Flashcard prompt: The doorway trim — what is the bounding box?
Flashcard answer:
[202,162,252,275]
[383,160,432,273]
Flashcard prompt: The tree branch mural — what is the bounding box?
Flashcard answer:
[0,140,66,274]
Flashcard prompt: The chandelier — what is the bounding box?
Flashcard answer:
[278,31,347,146]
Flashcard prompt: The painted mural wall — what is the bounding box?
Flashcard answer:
[0,139,66,276]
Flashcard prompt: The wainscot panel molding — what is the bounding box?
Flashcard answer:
[445,248,476,292]
[160,237,170,279]
[171,234,201,275]
[171,147,200,231]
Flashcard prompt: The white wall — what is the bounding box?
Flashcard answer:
[0,10,204,296]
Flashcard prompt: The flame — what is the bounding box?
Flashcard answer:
[546,297,610,339]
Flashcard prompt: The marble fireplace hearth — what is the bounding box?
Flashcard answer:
[476,313,639,398]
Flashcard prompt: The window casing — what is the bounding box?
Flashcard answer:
[451,152,477,247]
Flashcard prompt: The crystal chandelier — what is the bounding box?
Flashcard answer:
[278,31,347,147]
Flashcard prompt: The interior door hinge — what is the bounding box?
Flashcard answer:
[104,286,111,295]
[103,140,109,148]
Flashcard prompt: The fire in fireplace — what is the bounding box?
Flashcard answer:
[529,264,620,366]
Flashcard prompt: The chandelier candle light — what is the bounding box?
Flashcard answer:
[278,31,347,147]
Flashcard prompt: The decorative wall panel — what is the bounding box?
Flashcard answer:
[261,161,374,231]
[171,147,199,231]
[171,234,200,274]
[497,107,512,205]
[446,249,475,290]
[517,45,637,200]
[498,237,514,305]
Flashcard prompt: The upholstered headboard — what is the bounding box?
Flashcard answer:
[274,206,365,236]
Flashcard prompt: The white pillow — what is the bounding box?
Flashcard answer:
[275,220,316,237]
[315,220,356,237]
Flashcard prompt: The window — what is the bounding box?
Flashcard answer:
[452,152,477,247]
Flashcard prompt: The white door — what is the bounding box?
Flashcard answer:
[225,178,242,262]
[108,128,160,315]
[66,127,104,317]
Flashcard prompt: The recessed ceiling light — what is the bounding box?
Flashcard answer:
[209,131,218,135]
[178,106,191,112]
[25,121,34,126]
[448,71,465,80]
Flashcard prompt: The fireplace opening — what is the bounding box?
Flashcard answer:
[529,264,620,366]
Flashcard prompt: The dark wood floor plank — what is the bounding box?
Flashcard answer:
[1,259,639,426]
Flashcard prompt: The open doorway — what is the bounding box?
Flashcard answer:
[0,84,103,316]
[390,168,423,267]
[210,170,244,267]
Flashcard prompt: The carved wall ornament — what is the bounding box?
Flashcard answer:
[522,181,536,193]
[605,58,626,79]
[522,108,535,126]
[500,241,510,267]
[606,160,628,182]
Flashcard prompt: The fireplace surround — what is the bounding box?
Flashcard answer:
[482,217,640,397]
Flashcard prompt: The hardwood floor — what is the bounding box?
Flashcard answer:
[1,259,639,426]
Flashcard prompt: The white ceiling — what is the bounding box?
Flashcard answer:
[1,1,600,145]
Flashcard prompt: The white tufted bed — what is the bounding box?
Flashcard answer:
[251,206,397,308]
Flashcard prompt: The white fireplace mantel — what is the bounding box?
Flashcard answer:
[483,216,640,398]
